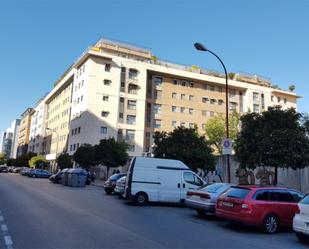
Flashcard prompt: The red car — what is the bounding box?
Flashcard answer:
[216,186,303,233]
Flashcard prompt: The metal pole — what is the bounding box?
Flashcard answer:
[204,50,231,183]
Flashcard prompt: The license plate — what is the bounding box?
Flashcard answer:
[222,201,234,207]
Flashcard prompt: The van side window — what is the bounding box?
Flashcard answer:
[184,172,203,186]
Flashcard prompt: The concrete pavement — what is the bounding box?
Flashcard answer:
[0,173,307,249]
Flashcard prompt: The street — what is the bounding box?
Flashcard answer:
[0,174,306,249]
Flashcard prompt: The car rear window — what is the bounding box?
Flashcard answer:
[301,195,309,205]
[203,183,227,193]
[225,187,250,199]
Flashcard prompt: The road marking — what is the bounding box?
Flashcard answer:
[1,225,8,232]
[0,216,3,222]
[4,236,13,249]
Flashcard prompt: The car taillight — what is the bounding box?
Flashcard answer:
[200,193,211,199]
[295,205,300,214]
[218,200,223,206]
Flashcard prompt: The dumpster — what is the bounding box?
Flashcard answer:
[61,168,70,186]
[68,168,87,187]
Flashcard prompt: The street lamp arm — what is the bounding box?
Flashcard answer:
[206,50,228,77]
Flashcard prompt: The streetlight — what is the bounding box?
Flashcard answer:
[194,42,231,183]
[46,127,59,172]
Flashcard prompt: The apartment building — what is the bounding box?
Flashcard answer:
[24,38,298,159]
[17,108,34,157]
[28,98,48,154]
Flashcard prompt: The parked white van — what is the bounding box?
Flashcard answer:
[124,157,205,205]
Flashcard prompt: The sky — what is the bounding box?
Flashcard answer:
[0,0,308,132]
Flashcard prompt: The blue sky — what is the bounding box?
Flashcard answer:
[0,0,308,132]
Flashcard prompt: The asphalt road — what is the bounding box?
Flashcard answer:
[0,173,307,249]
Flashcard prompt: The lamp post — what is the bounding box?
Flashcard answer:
[194,42,231,183]
[46,127,59,172]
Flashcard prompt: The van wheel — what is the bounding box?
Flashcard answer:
[135,192,148,206]
[196,209,207,217]
[263,214,279,234]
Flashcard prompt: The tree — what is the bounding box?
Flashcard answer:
[73,144,96,170]
[95,138,129,176]
[153,127,216,173]
[6,158,16,166]
[15,152,37,167]
[288,85,296,92]
[204,111,240,153]
[0,153,6,165]
[235,107,309,185]
[28,155,49,169]
[56,153,73,170]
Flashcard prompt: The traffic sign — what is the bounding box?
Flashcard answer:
[222,138,233,155]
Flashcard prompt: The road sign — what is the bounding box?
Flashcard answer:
[222,138,233,155]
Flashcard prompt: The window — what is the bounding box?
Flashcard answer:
[120,97,124,103]
[128,144,135,152]
[189,95,194,101]
[154,76,163,87]
[105,64,111,72]
[217,87,223,92]
[202,110,207,116]
[119,113,123,119]
[172,106,177,112]
[127,100,136,110]
[181,81,186,86]
[277,97,281,103]
[284,98,287,104]
[100,126,107,134]
[209,111,214,117]
[253,92,259,101]
[154,90,162,99]
[126,130,135,141]
[181,94,185,100]
[126,115,136,125]
[173,79,178,85]
[189,82,194,88]
[271,95,274,102]
[172,120,177,127]
[189,108,193,115]
[210,99,216,104]
[300,194,309,205]
[229,102,237,111]
[255,191,269,201]
[209,85,215,92]
[275,190,294,202]
[128,84,138,94]
[154,119,161,129]
[104,79,111,86]
[180,107,185,113]
[121,81,125,88]
[189,123,194,128]
[78,127,81,133]
[121,67,126,73]
[172,92,177,99]
[183,172,203,186]
[103,95,109,101]
[253,104,260,113]
[203,84,208,90]
[229,89,236,97]
[202,97,209,103]
[218,99,224,105]
[225,187,250,200]
[129,69,138,79]
[153,104,162,114]
[180,122,185,127]
[101,111,109,117]
[288,191,303,202]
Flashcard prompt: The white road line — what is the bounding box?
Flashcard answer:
[0,216,4,222]
[1,224,8,232]
[4,236,13,249]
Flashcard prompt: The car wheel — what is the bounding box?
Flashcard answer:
[32,174,36,178]
[296,232,309,243]
[105,190,112,195]
[196,209,207,217]
[263,214,279,234]
[135,192,148,206]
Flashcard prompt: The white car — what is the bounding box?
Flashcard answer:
[293,193,309,242]
[114,176,126,197]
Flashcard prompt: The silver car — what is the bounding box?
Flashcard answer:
[185,183,232,216]
[114,176,126,197]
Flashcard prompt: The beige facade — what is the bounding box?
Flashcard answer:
[17,108,34,156]
[26,38,298,158]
